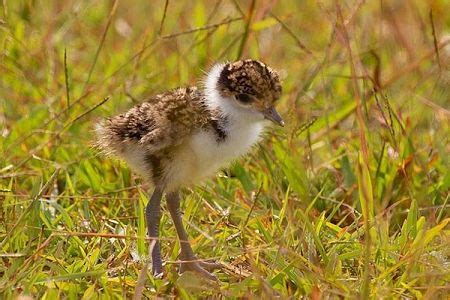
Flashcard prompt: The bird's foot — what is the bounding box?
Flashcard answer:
[152,270,164,279]
[179,257,222,281]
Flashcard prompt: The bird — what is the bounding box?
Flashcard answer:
[95,59,284,281]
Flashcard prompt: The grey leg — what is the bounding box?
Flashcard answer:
[146,186,163,276]
[166,191,221,280]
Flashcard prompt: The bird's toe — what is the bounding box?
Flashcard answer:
[199,260,222,271]
[179,260,218,281]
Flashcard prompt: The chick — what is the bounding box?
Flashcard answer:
[96,59,283,280]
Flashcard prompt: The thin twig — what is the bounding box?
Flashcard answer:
[158,0,169,36]
[295,117,318,137]
[82,0,119,93]
[64,48,70,115]
[236,0,256,59]
[206,0,223,24]
[270,12,316,59]
[161,17,242,40]
[242,185,262,230]
[230,0,245,16]
[429,9,441,71]
[63,97,110,131]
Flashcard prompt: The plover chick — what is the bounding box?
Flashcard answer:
[96,59,284,280]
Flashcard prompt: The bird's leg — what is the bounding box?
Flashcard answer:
[166,191,221,280]
[146,186,164,277]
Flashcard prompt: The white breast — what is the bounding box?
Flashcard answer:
[191,119,264,175]
[163,117,265,191]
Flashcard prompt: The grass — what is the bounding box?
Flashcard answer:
[1,0,449,298]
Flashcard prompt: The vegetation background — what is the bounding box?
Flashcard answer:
[1,0,449,298]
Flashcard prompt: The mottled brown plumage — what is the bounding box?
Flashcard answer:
[95,59,283,280]
[219,60,281,97]
[218,60,282,111]
[96,86,228,188]
[98,86,210,154]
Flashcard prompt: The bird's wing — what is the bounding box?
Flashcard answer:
[97,87,210,154]
[138,87,211,151]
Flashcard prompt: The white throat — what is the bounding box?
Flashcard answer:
[203,64,264,124]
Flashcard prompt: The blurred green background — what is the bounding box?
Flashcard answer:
[1,0,449,298]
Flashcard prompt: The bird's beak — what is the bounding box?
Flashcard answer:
[263,106,285,127]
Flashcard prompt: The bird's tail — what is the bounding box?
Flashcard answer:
[93,120,124,156]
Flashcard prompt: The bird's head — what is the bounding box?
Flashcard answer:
[215,59,284,126]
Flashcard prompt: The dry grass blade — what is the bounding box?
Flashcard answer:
[429,9,441,71]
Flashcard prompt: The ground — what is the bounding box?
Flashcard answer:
[0,0,449,298]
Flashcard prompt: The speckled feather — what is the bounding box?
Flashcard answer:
[96,59,282,191]
[218,60,282,107]
[97,86,223,153]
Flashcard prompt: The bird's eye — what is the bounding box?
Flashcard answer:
[236,93,253,104]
